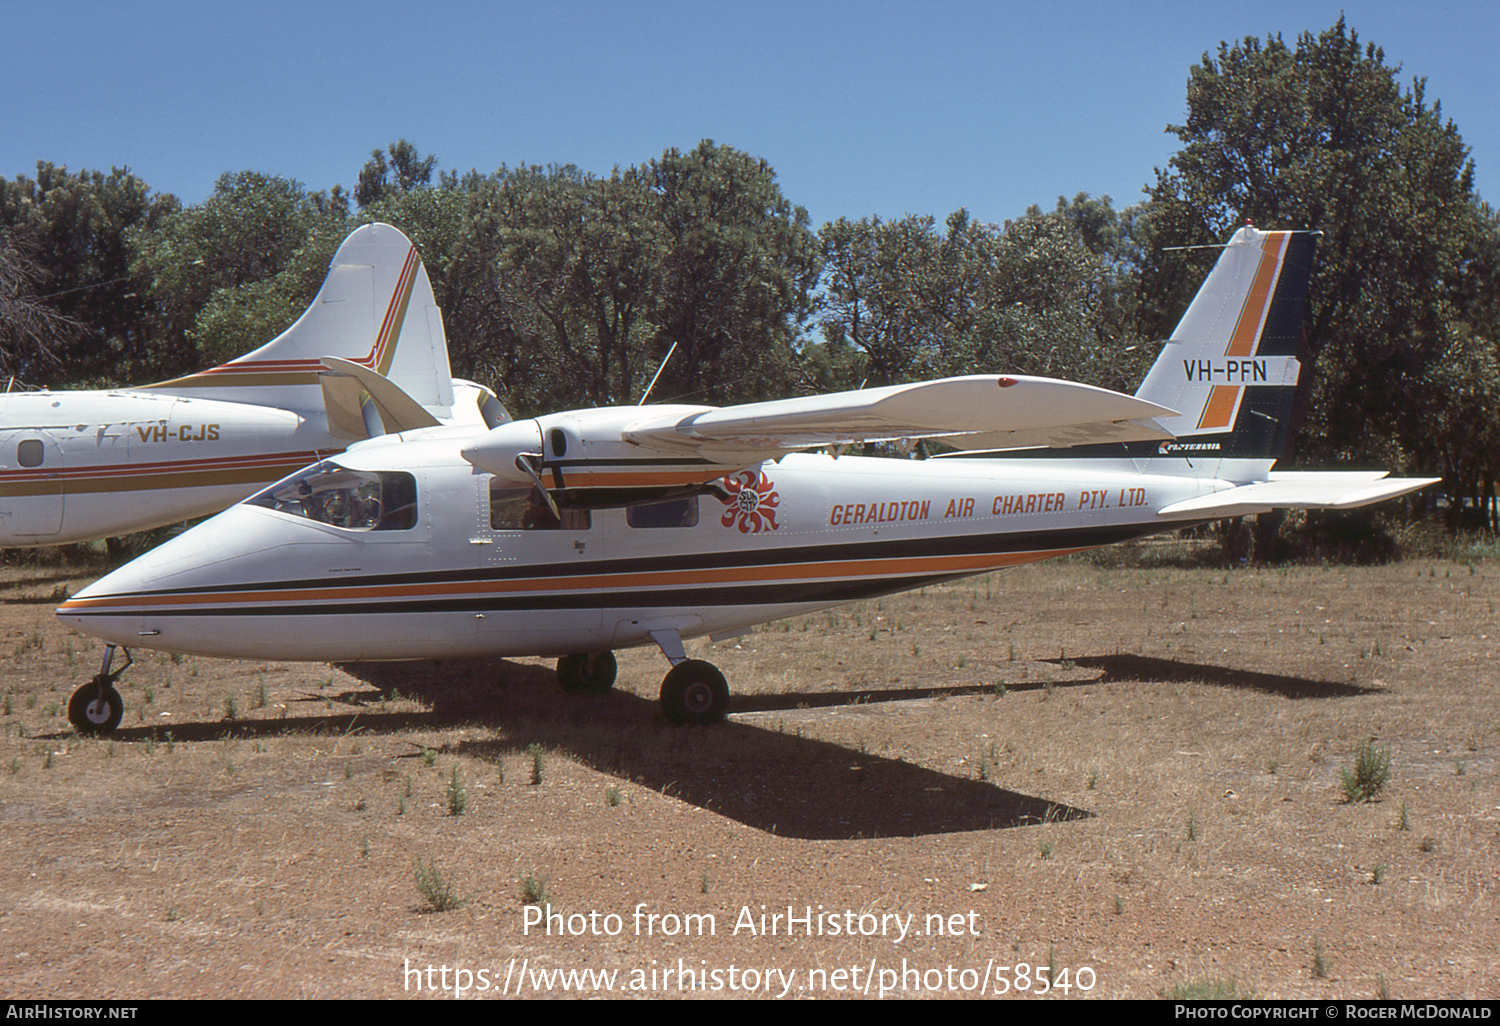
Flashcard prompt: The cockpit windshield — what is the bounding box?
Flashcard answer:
[246,462,417,531]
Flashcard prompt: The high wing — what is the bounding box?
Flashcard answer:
[624,375,1175,455]
[459,375,1176,497]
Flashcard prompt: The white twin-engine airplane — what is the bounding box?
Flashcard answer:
[0,223,503,547]
[57,225,1437,733]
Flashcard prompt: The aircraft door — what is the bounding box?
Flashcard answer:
[0,430,65,538]
[471,474,604,651]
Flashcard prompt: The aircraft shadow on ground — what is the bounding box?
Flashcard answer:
[1069,653,1375,699]
[60,649,1365,839]
[340,658,1089,840]
[63,657,1086,841]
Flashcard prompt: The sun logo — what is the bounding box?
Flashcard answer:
[720,469,780,533]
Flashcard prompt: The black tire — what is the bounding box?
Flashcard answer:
[68,678,124,735]
[659,660,729,725]
[556,651,618,695]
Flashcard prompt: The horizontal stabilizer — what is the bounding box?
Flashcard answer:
[320,357,440,435]
[625,375,1176,457]
[1157,471,1440,519]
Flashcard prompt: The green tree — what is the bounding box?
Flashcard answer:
[0,163,176,385]
[818,207,1118,389]
[638,141,822,405]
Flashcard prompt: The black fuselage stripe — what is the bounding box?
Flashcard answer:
[66,574,972,619]
[85,522,1164,602]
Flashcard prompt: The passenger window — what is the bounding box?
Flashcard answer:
[489,482,589,531]
[247,463,417,531]
[627,496,699,529]
[17,439,43,468]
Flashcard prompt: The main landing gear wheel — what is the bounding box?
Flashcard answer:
[67,644,132,736]
[659,660,730,725]
[556,651,618,695]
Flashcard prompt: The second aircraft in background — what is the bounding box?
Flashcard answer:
[0,223,503,547]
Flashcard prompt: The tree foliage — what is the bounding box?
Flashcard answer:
[0,163,175,384]
[817,203,1142,391]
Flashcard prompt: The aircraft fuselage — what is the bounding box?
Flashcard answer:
[0,390,344,546]
[56,443,1220,662]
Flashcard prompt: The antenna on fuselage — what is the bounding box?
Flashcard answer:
[638,341,679,405]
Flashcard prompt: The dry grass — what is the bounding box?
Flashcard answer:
[1,556,1496,998]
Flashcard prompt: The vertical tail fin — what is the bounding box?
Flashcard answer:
[1135,226,1318,464]
[142,223,456,416]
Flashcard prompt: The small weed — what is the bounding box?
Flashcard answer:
[1265,757,1279,775]
[1086,770,1097,790]
[1377,974,1390,1000]
[1164,977,1250,1000]
[527,743,545,785]
[1370,864,1386,884]
[1038,840,1053,859]
[1340,738,1392,803]
[1397,800,1411,832]
[700,870,710,895]
[344,761,353,780]
[1453,756,1466,776]
[446,766,467,816]
[421,747,436,767]
[605,785,622,807]
[1113,895,1124,915]
[223,693,237,720]
[1311,935,1329,979]
[1186,811,1198,841]
[415,858,466,912]
[520,870,550,906]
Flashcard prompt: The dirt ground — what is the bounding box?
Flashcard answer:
[1,549,1496,1000]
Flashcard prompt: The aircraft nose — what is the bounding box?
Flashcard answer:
[55,506,274,655]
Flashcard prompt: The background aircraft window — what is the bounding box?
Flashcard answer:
[626,496,699,528]
[17,440,43,468]
[248,463,417,531]
[490,482,589,531]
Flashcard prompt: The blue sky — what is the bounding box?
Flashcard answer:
[5,0,1496,229]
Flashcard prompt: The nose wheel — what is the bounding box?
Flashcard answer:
[67,644,132,736]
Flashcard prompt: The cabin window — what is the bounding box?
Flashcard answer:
[247,463,417,531]
[489,482,590,531]
[16,439,43,468]
[626,496,699,529]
